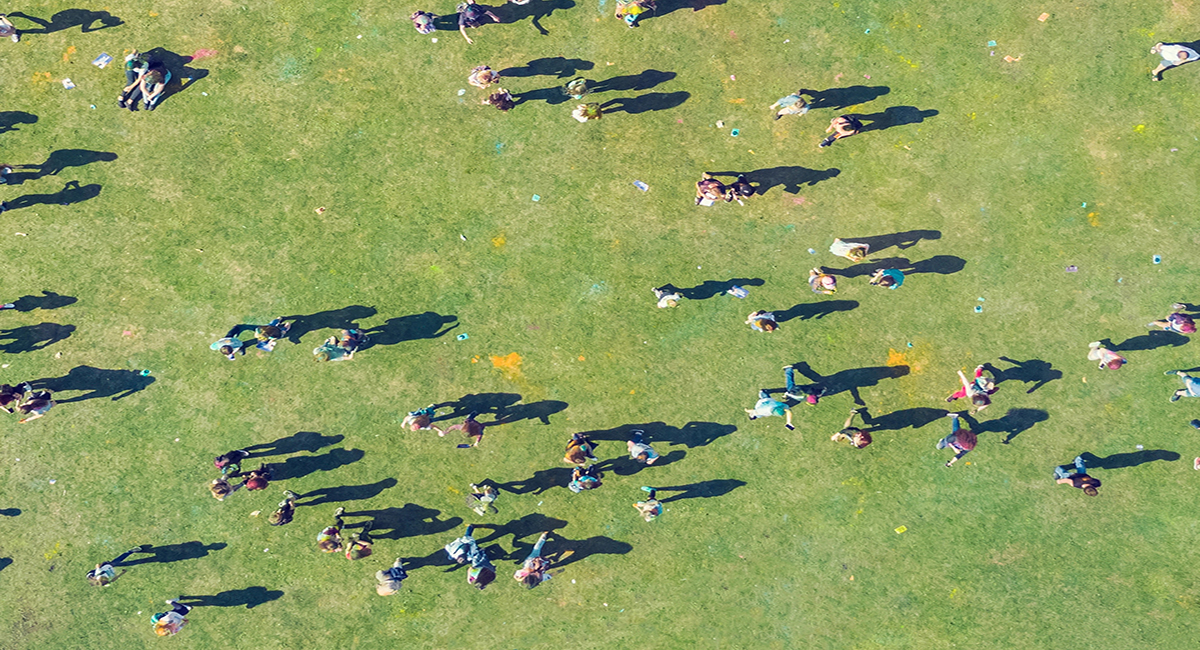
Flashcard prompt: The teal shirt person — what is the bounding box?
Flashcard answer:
[210,337,243,360]
[870,268,905,289]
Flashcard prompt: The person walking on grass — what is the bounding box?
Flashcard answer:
[209,477,236,501]
[468,65,500,89]
[1087,341,1127,370]
[729,175,754,203]
[1148,304,1197,334]
[254,317,290,351]
[241,464,272,491]
[468,553,497,590]
[568,464,603,492]
[1165,369,1200,402]
[445,411,487,446]
[564,432,599,465]
[1151,42,1200,80]
[868,268,905,289]
[652,286,683,308]
[746,389,795,430]
[0,382,30,413]
[16,389,53,423]
[345,522,374,560]
[745,310,778,332]
[627,430,659,464]
[945,366,995,414]
[633,486,662,521]
[482,88,515,112]
[513,531,552,588]
[937,413,976,467]
[152,599,192,636]
[86,546,147,586]
[783,364,828,405]
[572,102,603,123]
[466,482,500,514]
[1055,455,1101,496]
[269,491,298,526]
[819,115,862,147]
[770,89,810,120]
[0,15,19,42]
[457,0,500,44]
[830,409,873,448]
[213,449,250,477]
[375,558,409,596]
[403,404,445,435]
[211,327,247,360]
[445,525,486,565]
[695,173,731,205]
[809,268,837,294]
[317,507,346,553]
[410,10,436,34]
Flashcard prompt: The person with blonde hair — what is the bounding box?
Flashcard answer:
[564,432,599,465]
[829,238,869,262]
[468,65,500,89]
[209,477,235,501]
[808,268,837,295]
[633,487,662,521]
[151,599,192,636]
[572,103,603,122]
[745,310,778,332]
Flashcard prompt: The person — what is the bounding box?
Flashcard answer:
[151,599,192,636]
[868,268,905,289]
[937,413,976,467]
[482,88,515,111]
[317,507,346,553]
[1165,369,1200,402]
[313,333,355,361]
[830,409,873,448]
[0,382,30,413]
[946,366,995,413]
[445,525,486,565]
[210,327,247,360]
[729,175,754,202]
[563,78,589,100]
[468,65,500,89]
[124,64,169,111]
[695,172,731,205]
[1087,341,1126,370]
[745,310,778,332]
[375,558,409,595]
[209,477,235,501]
[457,0,500,44]
[467,553,497,590]
[466,482,499,514]
[819,115,862,147]
[783,364,827,405]
[652,286,683,308]
[213,449,250,477]
[564,432,599,465]
[1055,455,1101,496]
[117,51,150,108]
[268,491,298,526]
[345,522,374,560]
[829,238,869,262]
[746,389,795,430]
[770,89,809,120]
[633,486,662,522]
[17,389,53,423]
[568,465,603,492]
[254,317,290,351]
[241,464,272,491]
[0,15,19,42]
[572,103,603,122]
[402,405,445,435]
[1148,304,1197,334]
[445,411,486,446]
[1151,42,1200,80]
[809,268,837,294]
[513,531,552,588]
[614,0,653,27]
[627,430,659,464]
[86,546,146,586]
[410,10,437,34]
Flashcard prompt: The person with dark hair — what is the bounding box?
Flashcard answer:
[17,389,53,423]
[729,175,754,203]
[868,268,905,289]
[626,430,658,465]
[0,382,30,413]
[830,410,872,448]
[946,366,995,414]
[633,486,662,521]
[1055,455,1100,496]
[152,599,192,637]
[695,173,731,205]
[314,330,365,362]
[117,51,151,108]
[1087,341,1127,370]
[467,555,497,590]
[345,522,374,560]
[445,411,486,446]
[317,507,346,553]
[652,286,683,309]
[120,62,169,111]
[808,268,837,294]
[466,482,500,514]
[1165,369,1200,402]
[268,491,297,526]
[783,364,827,405]
[937,413,976,467]
[745,310,778,332]
[568,464,603,492]
[457,0,500,44]
[746,389,795,430]
[445,525,486,565]
[403,404,445,435]
[241,464,272,491]
[86,546,146,586]
[410,10,436,34]
[513,531,552,588]
[819,115,862,147]
[213,449,250,477]
[376,558,409,596]
[1148,304,1197,334]
[564,432,599,465]
[482,88,515,111]
[210,326,249,360]
[254,317,290,351]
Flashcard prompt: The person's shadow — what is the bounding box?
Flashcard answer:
[856,106,939,133]
[7,10,122,33]
[345,504,463,540]
[774,300,859,323]
[267,448,365,481]
[499,57,594,78]
[710,167,840,195]
[33,366,154,402]
[645,0,726,19]
[282,305,377,343]
[962,409,1049,444]
[0,323,74,353]
[574,421,737,448]
[493,467,573,494]
[1078,449,1180,470]
[361,312,457,348]
[856,406,948,431]
[0,508,20,516]
[3,150,118,185]
[589,70,676,94]
[473,514,570,549]
[4,181,102,211]
[837,230,941,254]
[120,542,226,565]
[142,48,211,106]
[1100,332,1189,352]
[654,479,746,503]
[294,478,398,507]
[657,278,764,300]
[982,357,1061,394]
[179,587,283,609]
[600,92,690,114]
[434,392,522,420]
[496,0,575,34]
[543,533,632,568]
[0,111,37,135]
[0,558,10,572]
[244,431,345,459]
[783,362,910,405]
[800,85,891,110]
[7,291,77,312]
[495,400,569,425]
[823,255,966,278]
[596,450,686,476]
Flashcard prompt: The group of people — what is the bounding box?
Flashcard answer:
[208,317,369,363]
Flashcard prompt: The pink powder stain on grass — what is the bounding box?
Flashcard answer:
[192,49,218,60]
[793,196,809,206]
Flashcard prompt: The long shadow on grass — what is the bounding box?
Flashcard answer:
[709,167,840,195]
[179,587,283,609]
[361,312,457,348]
[542,532,632,568]
[654,278,764,301]
[1100,332,1189,352]
[1079,449,1180,470]
[4,181,101,211]
[654,479,745,503]
[345,504,462,540]
[294,477,398,507]
[121,541,226,565]
[801,85,891,110]
[596,450,686,476]
[824,256,966,279]
[2,150,118,185]
[282,305,377,343]
[267,448,365,481]
[780,362,910,406]
[0,111,37,135]
[574,421,737,448]
[517,69,676,106]
[7,9,122,34]
[855,106,938,133]
[500,57,594,78]
[0,558,11,572]
[838,229,941,254]
[982,357,1061,394]
[600,92,689,114]
[775,300,858,323]
[7,291,76,312]
[643,0,726,20]
[143,48,210,107]
[434,393,568,425]
[0,323,74,353]
[244,431,344,459]
[961,409,1049,445]
[495,0,574,35]
[33,366,154,402]
[473,513,569,547]
[0,508,20,516]
[493,468,573,494]
[857,406,948,432]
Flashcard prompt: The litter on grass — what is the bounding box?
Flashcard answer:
[1154,255,1162,264]
[727,286,749,298]
[532,195,541,201]
[456,333,469,340]
[633,180,649,191]
[895,526,907,534]
[91,53,112,68]
[61,78,75,89]
[1065,265,1078,272]
[987,40,996,47]
[1038,12,1050,21]
[974,305,983,313]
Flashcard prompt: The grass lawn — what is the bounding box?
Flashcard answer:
[2,0,1200,648]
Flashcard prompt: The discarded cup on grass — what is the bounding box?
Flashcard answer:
[1065,265,1077,272]
[532,195,541,202]
[456,333,469,341]
[1153,255,1162,264]
[139,370,151,376]
[974,305,983,313]
[730,129,740,137]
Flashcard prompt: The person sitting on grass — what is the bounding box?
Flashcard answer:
[627,430,659,464]
[240,464,272,491]
[1148,304,1196,334]
[410,11,437,34]
[746,389,795,430]
[829,238,870,262]
[830,409,873,448]
[652,286,683,308]
[457,0,500,44]
[345,522,374,560]
[937,413,976,468]
[564,432,599,465]
[770,89,810,120]
[568,465,603,492]
[808,268,837,294]
[0,14,19,43]
[17,389,53,423]
[868,268,905,289]
[745,310,778,332]
[695,172,731,205]
[1054,455,1100,496]
[254,317,290,351]
[117,51,150,108]
[1087,341,1126,370]
[614,0,654,27]
[402,404,445,435]
[0,382,29,413]
[317,508,346,553]
[375,558,409,596]
[314,329,366,361]
[123,65,169,112]
[482,88,515,112]
[468,65,500,90]
[819,115,862,148]
[209,477,235,501]
[633,487,662,521]
[269,491,298,526]
[466,482,500,514]
[1151,42,1200,81]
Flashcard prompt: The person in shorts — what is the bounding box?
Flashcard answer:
[457,0,500,44]
[466,482,500,514]
[819,115,862,147]
[1151,42,1200,80]
[746,389,795,430]
[626,430,659,464]
[1148,304,1197,334]
[830,409,872,448]
[1165,369,1200,402]
[1054,455,1100,496]
[0,15,19,42]
[375,558,409,595]
[1087,341,1126,370]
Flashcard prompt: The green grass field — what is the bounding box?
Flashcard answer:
[2,0,1200,648]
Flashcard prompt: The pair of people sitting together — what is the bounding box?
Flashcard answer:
[118,50,170,111]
